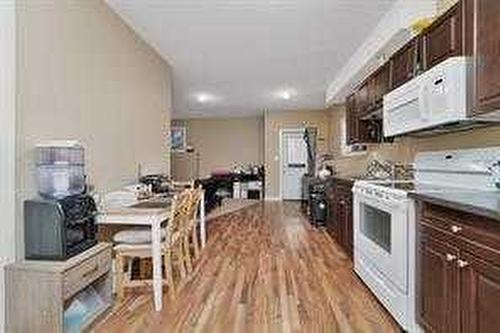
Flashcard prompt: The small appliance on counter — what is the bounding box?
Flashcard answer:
[24,194,98,260]
[139,174,171,194]
[25,140,98,260]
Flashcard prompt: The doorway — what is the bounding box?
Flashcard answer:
[280,128,308,200]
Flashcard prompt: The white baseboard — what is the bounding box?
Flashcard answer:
[264,196,282,201]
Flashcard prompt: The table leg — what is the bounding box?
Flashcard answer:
[200,191,206,247]
[151,220,163,311]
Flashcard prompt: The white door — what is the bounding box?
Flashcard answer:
[281,130,308,200]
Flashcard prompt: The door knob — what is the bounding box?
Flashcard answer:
[450,225,462,233]
[457,259,469,268]
[446,253,457,262]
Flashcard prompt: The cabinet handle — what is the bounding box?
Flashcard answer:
[82,264,99,278]
[457,259,469,268]
[446,253,457,262]
[450,225,462,233]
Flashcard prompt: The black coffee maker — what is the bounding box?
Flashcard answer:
[139,174,171,194]
[24,194,98,260]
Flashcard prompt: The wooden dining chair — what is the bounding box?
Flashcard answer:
[180,186,204,273]
[113,189,192,301]
[189,186,204,261]
[170,180,195,192]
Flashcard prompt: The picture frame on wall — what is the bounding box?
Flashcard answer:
[171,126,187,152]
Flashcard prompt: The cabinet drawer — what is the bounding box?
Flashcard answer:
[422,204,500,254]
[63,247,111,299]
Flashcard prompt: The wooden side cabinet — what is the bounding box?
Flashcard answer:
[6,243,113,333]
[417,202,500,333]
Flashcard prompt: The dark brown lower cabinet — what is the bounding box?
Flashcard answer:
[326,179,353,258]
[460,252,500,333]
[418,227,460,333]
[417,202,500,333]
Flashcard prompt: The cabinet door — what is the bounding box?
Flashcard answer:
[342,194,353,258]
[326,187,339,238]
[390,38,418,89]
[473,0,500,115]
[371,63,391,109]
[423,2,464,70]
[460,252,500,333]
[418,231,460,333]
[345,94,358,145]
[334,193,344,247]
[356,81,369,116]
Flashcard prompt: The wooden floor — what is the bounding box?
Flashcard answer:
[93,202,400,333]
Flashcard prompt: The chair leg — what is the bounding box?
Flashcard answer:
[183,235,193,273]
[164,250,175,299]
[177,242,187,280]
[115,254,125,301]
[192,226,200,260]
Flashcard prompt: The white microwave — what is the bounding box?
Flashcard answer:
[383,56,472,137]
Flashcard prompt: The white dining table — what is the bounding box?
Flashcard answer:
[96,191,206,312]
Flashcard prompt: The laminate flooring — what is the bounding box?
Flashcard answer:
[93,201,400,333]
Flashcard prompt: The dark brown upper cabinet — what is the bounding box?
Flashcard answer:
[355,80,370,117]
[390,38,419,90]
[471,0,500,115]
[368,62,391,111]
[422,2,466,70]
[345,93,358,145]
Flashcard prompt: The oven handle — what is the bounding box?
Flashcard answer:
[353,191,409,210]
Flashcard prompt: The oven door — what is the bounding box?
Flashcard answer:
[354,191,408,292]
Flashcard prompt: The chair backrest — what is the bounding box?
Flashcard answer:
[165,189,192,247]
[170,180,195,192]
[187,186,203,226]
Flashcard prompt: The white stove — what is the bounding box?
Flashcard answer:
[352,147,500,333]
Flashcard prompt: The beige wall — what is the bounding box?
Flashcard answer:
[264,109,331,199]
[171,116,264,180]
[17,0,172,194]
[16,0,172,255]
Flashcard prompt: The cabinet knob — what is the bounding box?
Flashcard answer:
[450,225,462,233]
[457,259,469,268]
[446,253,457,262]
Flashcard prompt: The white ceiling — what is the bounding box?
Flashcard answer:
[106,0,397,119]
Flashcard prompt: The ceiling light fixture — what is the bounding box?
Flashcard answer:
[281,91,291,100]
[276,89,295,101]
[195,92,216,103]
